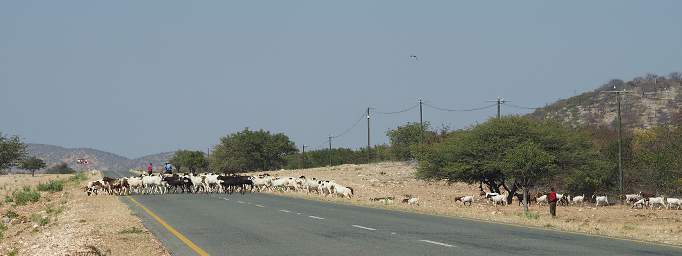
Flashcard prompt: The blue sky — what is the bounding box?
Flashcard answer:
[2,1,682,158]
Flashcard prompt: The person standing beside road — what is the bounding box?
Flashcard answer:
[164,162,173,174]
[548,187,558,217]
[147,162,153,175]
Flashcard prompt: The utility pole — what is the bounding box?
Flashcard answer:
[604,88,631,198]
[418,98,424,143]
[487,97,506,118]
[328,135,332,167]
[367,107,371,164]
[301,144,306,169]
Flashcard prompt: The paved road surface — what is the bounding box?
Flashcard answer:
[105,170,682,256]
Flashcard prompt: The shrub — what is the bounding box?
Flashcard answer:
[524,212,539,220]
[37,180,64,192]
[46,205,64,215]
[0,222,6,239]
[119,227,144,234]
[4,196,12,203]
[4,210,19,219]
[30,213,49,226]
[12,187,40,205]
[69,172,87,183]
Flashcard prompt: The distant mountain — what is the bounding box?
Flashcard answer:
[530,73,682,129]
[26,144,175,171]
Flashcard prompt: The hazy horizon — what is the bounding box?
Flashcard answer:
[3,1,682,158]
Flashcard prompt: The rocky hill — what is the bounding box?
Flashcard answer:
[26,144,175,171]
[530,73,682,130]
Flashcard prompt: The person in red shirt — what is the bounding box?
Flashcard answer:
[548,187,558,217]
[147,162,153,175]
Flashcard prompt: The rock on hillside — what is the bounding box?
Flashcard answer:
[530,73,682,129]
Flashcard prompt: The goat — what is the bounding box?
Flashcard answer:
[592,195,608,207]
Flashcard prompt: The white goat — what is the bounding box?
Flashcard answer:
[536,195,548,205]
[649,197,667,209]
[490,194,507,206]
[666,198,681,210]
[593,195,609,207]
[632,198,648,209]
[571,194,585,206]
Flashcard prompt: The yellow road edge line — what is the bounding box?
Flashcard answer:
[127,196,210,256]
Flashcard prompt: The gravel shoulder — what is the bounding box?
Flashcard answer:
[248,161,682,247]
[0,173,169,256]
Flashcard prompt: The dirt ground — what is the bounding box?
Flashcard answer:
[249,162,682,246]
[0,173,169,256]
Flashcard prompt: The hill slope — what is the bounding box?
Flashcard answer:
[26,144,175,171]
[530,73,682,129]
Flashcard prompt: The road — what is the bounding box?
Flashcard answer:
[105,170,682,256]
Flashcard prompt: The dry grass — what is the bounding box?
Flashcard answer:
[249,162,682,246]
[0,173,169,256]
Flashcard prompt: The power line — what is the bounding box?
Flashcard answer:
[331,112,366,139]
[423,102,497,112]
[505,103,540,110]
[374,104,419,115]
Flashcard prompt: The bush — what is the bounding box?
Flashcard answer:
[37,180,64,192]
[69,172,88,183]
[4,210,19,219]
[0,222,6,239]
[524,212,539,220]
[13,186,40,205]
[119,227,144,234]
[30,213,49,226]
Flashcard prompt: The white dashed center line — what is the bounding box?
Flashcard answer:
[279,209,292,213]
[418,239,455,248]
[351,225,376,231]
[308,216,325,220]
[221,197,230,201]
[255,204,265,208]
[237,201,245,204]
[296,213,302,215]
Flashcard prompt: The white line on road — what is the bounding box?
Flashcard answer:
[255,204,265,208]
[221,197,230,201]
[296,213,302,215]
[418,240,456,248]
[308,216,325,220]
[279,209,291,213]
[352,225,376,231]
[237,201,245,204]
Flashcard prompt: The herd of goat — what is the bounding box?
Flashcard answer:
[84,173,354,199]
[446,191,682,210]
[84,172,682,210]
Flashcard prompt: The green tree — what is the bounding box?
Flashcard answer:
[387,122,436,160]
[19,156,46,177]
[170,150,207,174]
[503,141,555,213]
[416,116,611,204]
[0,133,27,173]
[210,128,297,172]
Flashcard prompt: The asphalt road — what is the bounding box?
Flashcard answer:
[105,170,682,256]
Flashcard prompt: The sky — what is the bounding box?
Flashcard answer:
[2,1,682,158]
